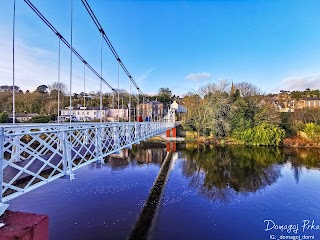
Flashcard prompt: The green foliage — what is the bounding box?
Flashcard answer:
[181,145,285,196]
[279,112,295,137]
[232,123,285,146]
[29,115,51,123]
[0,112,8,123]
[157,87,172,104]
[303,123,320,142]
[230,97,252,132]
[182,118,197,131]
[182,81,282,141]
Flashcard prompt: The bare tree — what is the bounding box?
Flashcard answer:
[234,82,260,97]
[49,82,67,94]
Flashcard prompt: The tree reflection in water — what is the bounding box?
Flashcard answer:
[181,145,286,200]
[103,143,320,201]
[283,147,320,183]
[104,145,167,170]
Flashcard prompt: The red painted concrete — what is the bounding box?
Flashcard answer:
[166,129,171,137]
[166,142,177,152]
[166,142,170,152]
[172,128,177,137]
[0,211,48,240]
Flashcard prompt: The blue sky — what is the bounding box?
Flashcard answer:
[1,0,320,96]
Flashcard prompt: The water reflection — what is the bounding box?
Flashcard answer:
[104,145,167,170]
[181,144,320,201]
[283,147,320,183]
[103,144,320,201]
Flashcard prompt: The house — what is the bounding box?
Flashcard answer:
[137,101,164,119]
[170,100,187,113]
[105,109,128,121]
[8,113,39,122]
[295,98,320,109]
[60,107,106,122]
[59,106,129,122]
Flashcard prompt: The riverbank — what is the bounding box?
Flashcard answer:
[146,135,320,149]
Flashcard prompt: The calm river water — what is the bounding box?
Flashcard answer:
[7,143,320,240]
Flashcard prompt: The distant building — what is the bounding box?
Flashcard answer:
[59,106,128,122]
[170,100,187,113]
[8,113,39,122]
[137,101,164,118]
[230,81,235,95]
[105,109,128,121]
[271,90,320,112]
[295,98,320,109]
[59,107,106,122]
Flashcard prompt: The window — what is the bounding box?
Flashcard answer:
[77,112,80,115]
[314,101,316,106]
[308,101,311,106]
[94,112,96,115]
[87,112,89,115]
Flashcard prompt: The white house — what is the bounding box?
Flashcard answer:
[106,109,128,121]
[170,100,187,113]
[59,107,106,122]
[59,107,129,122]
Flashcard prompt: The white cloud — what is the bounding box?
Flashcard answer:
[277,74,320,91]
[185,72,211,81]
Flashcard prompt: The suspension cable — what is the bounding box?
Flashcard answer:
[129,77,131,122]
[12,0,16,124]
[100,34,103,123]
[81,0,143,95]
[57,38,61,123]
[83,63,86,122]
[137,94,139,122]
[23,0,115,92]
[117,62,120,122]
[69,0,73,125]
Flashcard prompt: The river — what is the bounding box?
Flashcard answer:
[7,143,320,239]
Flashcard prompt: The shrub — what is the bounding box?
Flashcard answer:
[29,115,51,123]
[232,123,285,146]
[303,123,320,142]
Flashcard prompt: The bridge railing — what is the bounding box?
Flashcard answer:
[0,121,174,206]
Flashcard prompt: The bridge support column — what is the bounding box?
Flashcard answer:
[172,128,177,137]
[113,125,120,154]
[0,127,9,217]
[166,142,176,152]
[95,127,103,164]
[166,128,176,138]
[62,131,74,180]
[12,135,20,163]
[166,129,170,137]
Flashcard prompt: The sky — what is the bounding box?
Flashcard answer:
[1,0,320,96]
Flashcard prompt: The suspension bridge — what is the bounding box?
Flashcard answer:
[0,0,183,216]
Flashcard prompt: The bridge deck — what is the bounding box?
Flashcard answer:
[0,121,174,215]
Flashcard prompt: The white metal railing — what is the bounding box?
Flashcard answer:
[0,121,174,214]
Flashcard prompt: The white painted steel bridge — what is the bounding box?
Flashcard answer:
[0,121,175,215]
[0,0,185,217]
